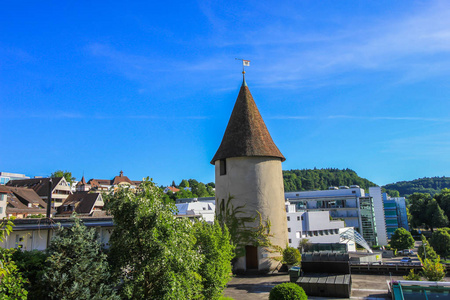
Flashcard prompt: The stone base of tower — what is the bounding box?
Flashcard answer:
[233,245,284,274]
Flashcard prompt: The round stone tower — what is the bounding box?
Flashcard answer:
[211,76,288,272]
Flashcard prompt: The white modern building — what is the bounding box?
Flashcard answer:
[0,172,30,185]
[369,187,388,245]
[175,200,215,223]
[285,186,388,246]
[285,207,357,252]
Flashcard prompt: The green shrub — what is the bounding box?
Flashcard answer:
[283,246,301,266]
[269,282,307,300]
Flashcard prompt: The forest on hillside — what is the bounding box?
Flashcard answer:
[383,177,450,197]
[283,168,378,192]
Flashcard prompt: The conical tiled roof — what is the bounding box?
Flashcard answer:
[211,78,285,164]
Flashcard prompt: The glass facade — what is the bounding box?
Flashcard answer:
[359,196,378,246]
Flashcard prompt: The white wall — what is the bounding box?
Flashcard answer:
[286,211,345,248]
[369,187,388,246]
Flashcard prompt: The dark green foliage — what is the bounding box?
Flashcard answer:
[106,179,203,299]
[283,246,301,266]
[430,228,450,258]
[0,248,28,300]
[383,177,450,197]
[426,199,448,230]
[386,190,400,197]
[269,282,308,300]
[164,178,216,202]
[41,217,119,300]
[409,193,432,228]
[390,228,415,251]
[51,170,75,183]
[12,250,48,299]
[194,221,234,300]
[435,189,450,221]
[283,168,377,192]
[418,235,438,262]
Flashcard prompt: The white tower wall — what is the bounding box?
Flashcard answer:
[215,156,288,272]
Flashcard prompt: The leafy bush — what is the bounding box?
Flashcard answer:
[12,250,48,300]
[269,282,307,300]
[283,246,301,266]
[41,217,119,299]
[404,269,421,281]
[0,248,28,300]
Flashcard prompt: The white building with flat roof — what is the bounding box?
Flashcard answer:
[285,186,386,246]
[286,206,356,252]
[175,201,215,223]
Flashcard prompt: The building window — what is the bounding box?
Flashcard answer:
[301,216,304,221]
[297,216,300,221]
[288,228,291,232]
[0,207,3,214]
[289,239,292,243]
[287,216,290,221]
[220,159,227,175]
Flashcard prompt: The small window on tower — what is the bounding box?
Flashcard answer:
[219,159,227,175]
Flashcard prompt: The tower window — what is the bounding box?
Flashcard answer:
[220,159,227,175]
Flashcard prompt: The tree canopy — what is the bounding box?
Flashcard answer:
[383,176,450,197]
[430,228,450,259]
[283,168,377,192]
[106,178,233,299]
[41,217,119,300]
[51,170,76,184]
[389,228,414,251]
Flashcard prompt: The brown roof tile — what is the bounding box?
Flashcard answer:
[6,177,64,197]
[211,80,285,164]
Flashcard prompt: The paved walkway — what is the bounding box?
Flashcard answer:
[224,273,400,300]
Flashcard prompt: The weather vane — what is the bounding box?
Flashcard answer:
[235,58,250,74]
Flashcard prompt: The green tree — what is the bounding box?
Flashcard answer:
[106,179,203,299]
[12,250,48,300]
[403,269,421,281]
[421,257,446,281]
[0,218,28,300]
[408,193,432,228]
[430,228,450,259]
[41,217,119,300]
[0,248,28,300]
[425,199,448,231]
[386,190,400,197]
[282,246,301,266]
[298,239,311,253]
[179,179,190,188]
[51,170,76,184]
[436,188,450,220]
[418,235,438,262]
[193,221,234,300]
[389,228,415,251]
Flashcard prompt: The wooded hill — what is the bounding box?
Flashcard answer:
[383,177,450,197]
[283,168,378,192]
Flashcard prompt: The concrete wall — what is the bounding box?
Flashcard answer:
[215,156,288,272]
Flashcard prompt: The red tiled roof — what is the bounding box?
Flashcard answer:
[166,186,180,193]
[211,80,285,164]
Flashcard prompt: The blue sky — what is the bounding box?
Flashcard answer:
[1,0,450,187]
